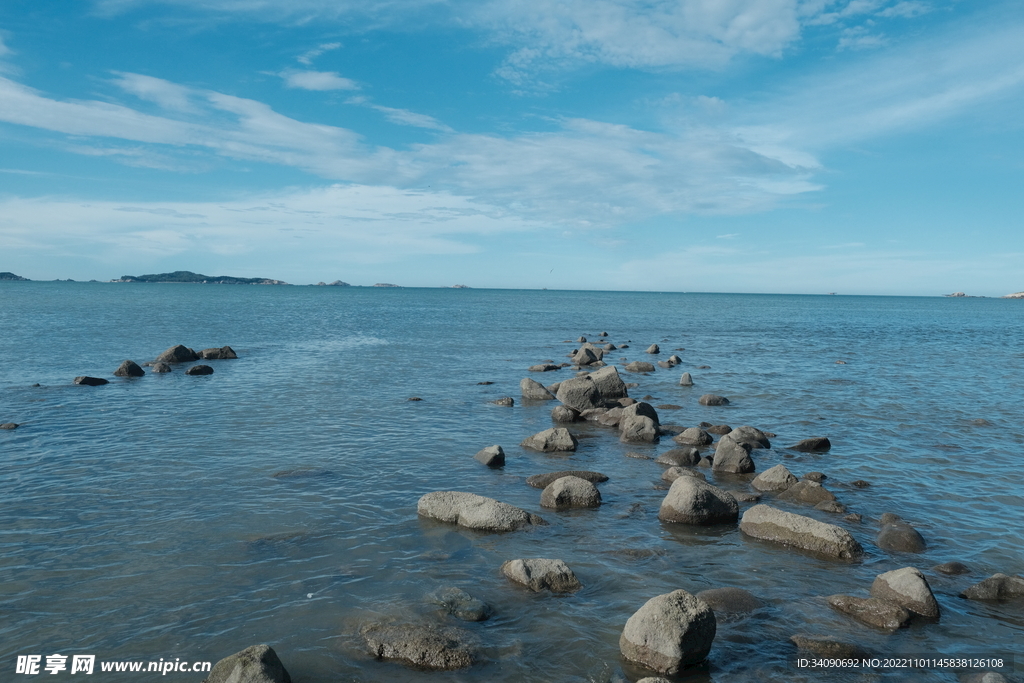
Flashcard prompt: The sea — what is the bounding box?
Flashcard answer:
[1,283,1022,682]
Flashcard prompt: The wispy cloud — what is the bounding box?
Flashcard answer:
[877,1,931,19]
[111,71,200,112]
[347,96,452,131]
[278,69,359,91]
[297,41,341,65]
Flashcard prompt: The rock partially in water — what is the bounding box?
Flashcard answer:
[740,504,864,559]
[203,644,291,683]
[113,360,144,377]
[673,427,713,447]
[185,364,214,376]
[645,344,660,354]
[777,480,837,506]
[698,394,729,406]
[790,635,870,659]
[200,345,238,360]
[151,362,172,373]
[589,365,629,399]
[520,377,556,400]
[620,415,660,444]
[551,405,581,423]
[501,558,581,592]
[555,376,603,412]
[827,595,912,631]
[540,476,601,509]
[960,574,1024,601]
[712,436,754,474]
[526,470,608,489]
[870,567,940,619]
[73,376,109,386]
[804,471,827,482]
[790,436,832,452]
[528,363,560,372]
[679,372,693,386]
[695,587,763,614]
[619,589,716,674]
[726,425,771,449]
[1,422,19,429]
[361,622,476,670]
[474,445,505,468]
[751,464,798,492]
[426,587,491,622]
[877,516,927,553]
[491,396,514,407]
[417,491,544,532]
[657,448,700,467]
[521,427,578,452]
[815,501,846,513]
[621,401,660,426]
[155,344,199,363]
[625,361,656,373]
[661,467,706,483]
[703,424,732,435]
[934,561,971,575]
[658,477,739,525]
[572,347,601,366]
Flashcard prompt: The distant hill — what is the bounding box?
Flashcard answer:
[0,272,30,281]
[115,270,288,285]
[1005,292,1024,299]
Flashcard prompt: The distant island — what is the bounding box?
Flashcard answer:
[373,283,400,288]
[1005,292,1024,299]
[113,270,288,285]
[0,272,30,281]
[314,280,350,287]
[451,284,471,289]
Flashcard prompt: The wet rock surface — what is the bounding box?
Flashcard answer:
[526,471,608,489]
[540,476,602,509]
[501,558,582,592]
[417,492,544,531]
[426,587,491,622]
[521,427,578,452]
[113,360,145,377]
[870,567,940,618]
[619,590,716,674]
[658,477,739,525]
[203,644,291,683]
[361,622,476,670]
[827,594,913,630]
[740,505,864,559]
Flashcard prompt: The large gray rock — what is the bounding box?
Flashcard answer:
[426,587,491,622]
[521,427,578,452]
[417,492,544,532]
[572,347,600,366]
[520,377,555,400]
[540,476,601,509]
[679,372,693,386]
[645,344,660,354]
[827,595,912,630]
[200,345,238,360]
[698,394,729,406]
[501,558,581,592]
[588,365,628,399]
[526,470,608,489]
[473,445,505,468]
[620,415,660,444]
[113,360,144,377]
[877,517,927,553]
[726,426,771,449]
[625,361,656,373]
[960,574,1024,601]
[203,644,291,683]
[740,505,864,559]
[551,405,581,423]
[555,376,602,412]
[659,477,739,525]
[673,427,713,447]
[751,464,798,492]
[361,622,475,670]
[596,407,623,427]
[777,480,837,505]
[619,590,716,674]
[657,448,700,467]
[73,376,109,386]
[620,401,660,426]
[790,436,831,452]
[155,344,198,363]
[712,436,754,474]
[870,567,940,618]
[695,587,763,614]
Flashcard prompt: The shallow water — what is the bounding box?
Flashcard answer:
[1,284,1022,681]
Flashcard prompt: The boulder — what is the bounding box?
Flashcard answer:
[625,361,656,373]
[528,363,560,372]
[572,347,600,366]
[501,558,581,592]
[751,464,797,492]
[659,477,739,525]
[619,590,716,674]
[426,587,491,622]
[934,561,971,575]
[698,394,729,406]
[203,644,291,683]
[73,376,108,386]
[588,365,629,398]
[491,396,514,407]
[521,428,578,452]
[777,480,837,505]
[645,344,660,354]
[695,587,763,614]
[827,595,912,630]
[417,491,544,532]
[555,376,602,412]
[960,574,1024,601]
[661,467,706,483]
[155,344,198,363]
[703,424,732,435]
[667,354,682,365]
[877,518,927,553]
[577,336,587,343]
[200,346,238,360]
[540,476,601,509]
[113,360,144,377]
[870,567,940,618]
[151,362,172,373]
[711,437,754,474]
[657,448,700,467]
[0,423,17,430]
[815,501,846,513]
[739,504,864,559]
[551,405,581,423]
[597,407,623,427]
[673,428,713,447]
[657,361,672,369]
[804,471,827,482]
[185,365,214,376]
[473,445,505,468]
[521,377,556,400]
[620,402,660,426]
[789,635,870,659]
[678,372,693,386]
[526,470,608,489]
[620,415,660,444]
[726,426,771,449]
[790,436,831,452]
[361,623,475,670]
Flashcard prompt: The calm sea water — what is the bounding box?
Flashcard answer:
[1,283,1022,682]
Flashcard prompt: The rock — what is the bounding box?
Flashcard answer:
[751,464,798,492]
[577,336,587,343]
[521,377,556,400]
[636,678,673,683]
[501,558,581,592]
[790,436,831,452]
[732,492,761,503]
[845,513,863,523]
[851,479,871,487]
[185,364,214,375]
[626,451,654,460]
[113,360,144,377]
[740,504,864,559]
[1,423,19,429]
[571,347,600,366]
[407,396,423,401]
[659,477,739,525]
[73,376,108,386]
[667,354,682,364]
[596,407,623,427]
[827,595,912,630]
[546,382,561,394]
[803,471,827,482]
[526,471,608,489]
[961,674,1010,683]
[599,331,608,337]
[726,426,771,449]
[678,372,693,386]
[695,587,762,614]
[491,396,514,407]
[528,363,560,372]
[625,361,656,373]
[620,415,660,444]
[200,345,238,360]
[777,480,837,505]
[604,343,616,350]
[555,376,602,412]
[702,423,731,435]
[934,561,971,575]
[661,467,706,483]
[657,448,701,467]
[711,437,754,474]
[656,404,682,410]
[789,635,870,659]
[551,405,581,423]
[620,401,660,426]
[521,428,578,452]
[960,574,1024,601]
[203,644,291,683]
[417,491,544,531]
[673,427,713,447]
[698,394,729,406]
[361,622,475,670]
[155,344,198,363]
[645,344,660,354]
[541,476,602,509]
[474,445,505,468]
[619,590,716,674]
[870,567,940,618]
[815,501,846,513]
[151,362,172,373]
[426,587,491,622]
[877,517,927,553]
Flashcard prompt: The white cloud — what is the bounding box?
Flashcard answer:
[297,41,341,65]
[111,71,200,112]
[278,69,359,91]
[0,32,12,57]
[837,26,887,50]
[877,1,931,19]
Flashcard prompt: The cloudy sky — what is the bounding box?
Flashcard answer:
[1,0,1022,294]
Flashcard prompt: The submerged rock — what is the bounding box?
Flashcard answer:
[520,377,556,400]
[521,427,578,452]
[540,476,601,509]
[657,448,701,467]
[698,394,729,406]
[960,574,1024,601]
[625,361,656,373]
[417,491,544,532]
[870,567,940,618]
[528,363,560,372]
[426,587,491,622]
[1,422,19,430]
[661,467,706,483]
[73,376,108,386]
[695,587,763,614]
[501,558,581,592]
[877,516,927,553]
[645,344,660,354]
[203,644,291,683]
[526,470,608,489]
[777,480,837,505]
[491,396,514,407]
[659,477,739,525]
[934,561,971,575]
[790,436,831,452]
[113,360,144,377]
[185,365,214,376]
[740,504,864,559]
[473,445,505,468]
[619,590,716,674]
[361,622,475,670]
[790,635,870,659]
[151,362,172,373]
[827,595,912,631]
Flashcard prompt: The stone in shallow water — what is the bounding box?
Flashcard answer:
[417,491,544,532]
[934,561,971,575]
[740,505,863,559]
[695,587,763,614]
[789,436,831,452]
[827,595,912,631]
[501,558,581,592]
[526,471,608,489]
[877,518,927,553]
[73,376,108,386]
[521,427,577,452]
[657,448,700,467]
[960,573,1024,601]
[426,587,491,622]
[870,567,940,618]
[520,377,555,400]
[619,589,716,674]
[751,464,797,492]
[540,476,601,509]
[185,364,214,376]
[361,622,476,670]
[204,643,291,683]
[113,360,144,377]
[473,445,505,467]
[658,477,738,525]
[698,394,729,406]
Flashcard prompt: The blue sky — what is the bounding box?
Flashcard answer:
[1,0,1022,294]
